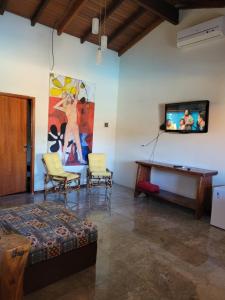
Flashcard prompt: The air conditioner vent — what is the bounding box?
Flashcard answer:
[177,16,225,48]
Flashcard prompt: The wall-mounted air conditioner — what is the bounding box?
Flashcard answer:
[177,16,225,48]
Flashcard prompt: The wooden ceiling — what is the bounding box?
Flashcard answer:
[0,0,225,56]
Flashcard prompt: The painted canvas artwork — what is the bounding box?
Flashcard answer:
[48,73,95,166]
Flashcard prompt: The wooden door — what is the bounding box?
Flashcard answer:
[0,95,27,196]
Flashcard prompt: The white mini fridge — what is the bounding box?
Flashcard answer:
[211,186,225,230]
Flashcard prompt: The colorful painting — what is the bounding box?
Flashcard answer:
[48,73,95,166]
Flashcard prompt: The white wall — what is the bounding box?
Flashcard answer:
[0,13,119,191]
[115,8,225,197]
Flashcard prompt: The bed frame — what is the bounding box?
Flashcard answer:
[24,241,97,294]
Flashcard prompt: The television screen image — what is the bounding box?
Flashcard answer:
[165,100,209,133]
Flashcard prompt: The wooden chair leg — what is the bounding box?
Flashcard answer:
[44,174,48,200]
[87,178,92,194]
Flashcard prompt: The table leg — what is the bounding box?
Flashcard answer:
[196,176,212,219]
[134,165,151,197]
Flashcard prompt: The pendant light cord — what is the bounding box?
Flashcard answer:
[98,1,102,48]
[104,0,106,35]
[50,21,58,72]
[50,27,55,71]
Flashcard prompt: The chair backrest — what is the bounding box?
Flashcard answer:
[88,153,107,173]
[43,153,64,175]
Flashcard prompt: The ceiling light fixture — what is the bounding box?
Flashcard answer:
[96,1,102,64]
[92,17,99,35]
[96,47,102,65]
[101,0,108,50]
[101,35,108,51]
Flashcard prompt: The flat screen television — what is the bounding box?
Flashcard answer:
[165,100,209,133]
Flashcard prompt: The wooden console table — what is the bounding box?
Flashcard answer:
[135,161,218,219]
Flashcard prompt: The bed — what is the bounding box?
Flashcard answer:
[0,201,97,294]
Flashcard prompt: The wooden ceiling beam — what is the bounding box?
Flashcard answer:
[108,7,145,46]
[118,17,162,56]
[80,0,124,44]
[133,0,179,25]
[176,0,225,9]
[57,0,87,35]
[31,0,50,26]
[0,0,7,15]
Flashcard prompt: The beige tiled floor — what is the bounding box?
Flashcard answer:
[1,185,225,300]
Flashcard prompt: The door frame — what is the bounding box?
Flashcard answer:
[0,92,35,194]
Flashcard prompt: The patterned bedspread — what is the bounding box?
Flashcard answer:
[0,202,97,265]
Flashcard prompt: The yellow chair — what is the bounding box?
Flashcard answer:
[42,153,80,199]
[87,153,113,191]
